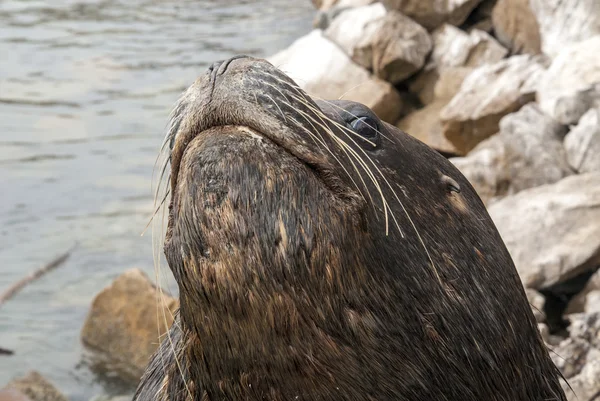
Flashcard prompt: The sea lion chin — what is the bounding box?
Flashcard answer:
[134,55,567,401]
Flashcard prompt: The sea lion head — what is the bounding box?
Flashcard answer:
[148,55,565,400]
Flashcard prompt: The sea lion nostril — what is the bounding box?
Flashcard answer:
[207,60,224,73]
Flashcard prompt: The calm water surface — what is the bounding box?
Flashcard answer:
[0,1,314,399]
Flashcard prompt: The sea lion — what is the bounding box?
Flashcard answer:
[134,55,566,401]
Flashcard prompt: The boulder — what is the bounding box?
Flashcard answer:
[311,0,338,10]
[81,268,179,381]
[430,25,508,69]
[3,371,68,401]
[269,30,403,124]
[450,103,572,203]
[564,353,600,401]
[433,66,474,101]
[397,100,460,155]
[0,389,32,401]
[410,25,507,105]
[565,108,600,174]
[491,0,541,55]
[487,173,600,289]
[379,0,484,30]
[566,269,600,314]
[325,4,432,83]
[529,0,600,59]
[440,55,546,154]
[537,36,600,125]
[313,0,377,30]
[526,288,546,323]
[546,313,600,400]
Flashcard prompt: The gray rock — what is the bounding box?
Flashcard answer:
[564,350,600,401]
[487,173,600,289]
[440,55,546,154]
[550,335,592,379]
[537,36,600,125]
[565,108,600,174]
[325,4,432,83]
[450,103,572,204]
[529,0,600,59]
[81,268,179,381]
[268,30,403,124]
[379,0,483,30]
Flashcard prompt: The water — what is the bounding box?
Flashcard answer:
[0,1,314,399]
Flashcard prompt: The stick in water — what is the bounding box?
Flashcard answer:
[0,243,77,307]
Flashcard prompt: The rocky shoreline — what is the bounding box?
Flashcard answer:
[3,0,599,400]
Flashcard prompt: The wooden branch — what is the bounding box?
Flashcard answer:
[0,243,77,308]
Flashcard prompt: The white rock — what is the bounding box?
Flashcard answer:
[325,4,432,83]
[430,25,508,69]
[563,348,600,401]
[450,103,572,204]
[269,30,403,124]
[440,55,546,153]
[529,0,600,59]
[565,108,600,173]
[410,25,507,105]
[313,0,378,30]
[488,173,600,289]
[537,36,600,125]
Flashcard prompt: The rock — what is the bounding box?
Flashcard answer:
[487,173,600,289]
[526,288,546,323]
[397,100,460,155]
[529,0,600,59]
[89,395,132,401]
[430,25,508,68]
[409,24,507,105]
[585,291,600,314]
[313,0,377,29]
[537,323,550,342]
[450,103,572,203]
[565,108,600,174]
[311,0,338,10]
[564,351,600,401]
[566,270,600,314]
[433,66,475,100]
[269,30,403,124]
[450,135,507,204]
[537,36,600,125]
[0,390,33,401]
[440,55,546,153]
[379,0,484,30]
[325,4,433,83]
[3,371,67,401]
[491,0,541,55]
[550,335,592,379]
[81,268,179,381]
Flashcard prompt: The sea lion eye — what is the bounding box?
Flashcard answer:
[441,175,461,193]
[350,116,380,148]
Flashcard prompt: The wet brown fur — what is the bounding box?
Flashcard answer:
[134,56,567,401]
